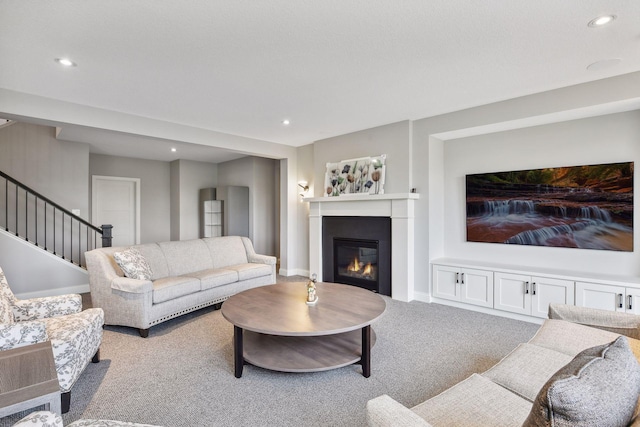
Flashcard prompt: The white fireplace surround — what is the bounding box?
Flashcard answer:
[305,193,419,302]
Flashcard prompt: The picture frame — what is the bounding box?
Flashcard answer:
[324,155,386,197]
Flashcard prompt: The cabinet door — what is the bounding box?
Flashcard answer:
[460,269,494,308]
[530,277,574,319]
[432,265,460,301]
[494,272,531,315]
[625,288,640,315]
[575,282,625,312]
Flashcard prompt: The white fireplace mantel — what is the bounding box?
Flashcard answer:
[304,193,419,302]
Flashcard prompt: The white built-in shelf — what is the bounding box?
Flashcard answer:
[303,193,419,203]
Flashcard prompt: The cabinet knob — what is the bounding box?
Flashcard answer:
[525,282,529,294]
[460,273,465,285]
[455,272,459,284]
[532,282,536,295]
[629,295,633,311]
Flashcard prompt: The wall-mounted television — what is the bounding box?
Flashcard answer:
[465,162,633,251]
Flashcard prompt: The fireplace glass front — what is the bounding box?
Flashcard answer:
[333,238,378,292]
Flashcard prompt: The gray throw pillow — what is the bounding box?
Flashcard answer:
[523,336,640,427]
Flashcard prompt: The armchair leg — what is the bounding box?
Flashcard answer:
[139,328,149,338]
[92,349,100,363]
[61,391,71,414]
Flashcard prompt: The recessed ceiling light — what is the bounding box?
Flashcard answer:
[588,15,616,27]
[55,58,77,67]
[171,148,177,152]
[282,119,290,126]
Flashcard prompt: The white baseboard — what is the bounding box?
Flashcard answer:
[15,284,91,300]
[278,268,309,277]
[412,291,431,303]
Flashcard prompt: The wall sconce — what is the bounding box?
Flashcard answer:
[298,182,309,198]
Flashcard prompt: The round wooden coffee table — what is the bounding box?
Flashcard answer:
[221,282,386,378]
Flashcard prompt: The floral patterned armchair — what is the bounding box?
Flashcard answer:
[0,267,104,414]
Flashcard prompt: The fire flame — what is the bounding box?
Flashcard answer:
[363,263,372,276]
[348,257,361,272]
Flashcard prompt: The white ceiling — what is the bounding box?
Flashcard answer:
[1,1,639,162]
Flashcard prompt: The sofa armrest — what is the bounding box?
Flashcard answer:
[111,277,153,294]
[0,320,48,350]
[13,294,82,321]
[248,253,276,265]
[366,395,433,427]
[548,304,640,340]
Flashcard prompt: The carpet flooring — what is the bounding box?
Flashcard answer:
[1,280,539,427]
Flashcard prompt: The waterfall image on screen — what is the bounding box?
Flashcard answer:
[466,162,633,251]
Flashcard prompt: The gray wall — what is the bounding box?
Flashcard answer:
[217,156,277,256]
[312,120,412,197]
[170,159,218,241]
[0,122,89,218]
[89,154,171,243]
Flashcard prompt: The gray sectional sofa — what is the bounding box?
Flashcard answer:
[367,304,640,426]
[85,236,276,337]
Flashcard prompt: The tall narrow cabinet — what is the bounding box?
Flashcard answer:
[200,188,223,238]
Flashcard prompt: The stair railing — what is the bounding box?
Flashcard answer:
[0,170,112,268]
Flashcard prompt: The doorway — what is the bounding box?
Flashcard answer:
[92,175,140,247]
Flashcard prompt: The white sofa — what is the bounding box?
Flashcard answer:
[85,236,276,337]
[367,304,640,427]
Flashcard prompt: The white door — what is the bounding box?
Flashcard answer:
[530,276,575,319]
[92,176,140,247]
[460,269,494,308]
[575,282,625,312]
[432,265,460,301]
[494,272,531,315]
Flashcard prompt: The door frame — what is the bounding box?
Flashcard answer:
[91,175,141,245]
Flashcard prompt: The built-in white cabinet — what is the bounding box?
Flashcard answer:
[575,282,640,315]
[203,200,223,237]
[494,273,574,319]
[432,265,494,308]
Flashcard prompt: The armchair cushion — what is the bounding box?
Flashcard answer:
[12,410,63,427]
[0,268,16,323]
[113,248,153,281]
[549,303,640,340]
[0,320,47,350]
[12,294,82,321]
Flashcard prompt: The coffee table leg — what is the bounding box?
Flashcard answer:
[361,325,371,378]
[234,326,244,378]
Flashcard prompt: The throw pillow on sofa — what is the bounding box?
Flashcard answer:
[113,248,153,281]
[523,335,640,427]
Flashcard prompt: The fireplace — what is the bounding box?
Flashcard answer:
[322,216,391,295]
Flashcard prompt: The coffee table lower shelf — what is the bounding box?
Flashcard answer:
[242,328,377,373]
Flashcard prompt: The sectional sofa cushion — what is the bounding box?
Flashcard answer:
[228,263,273,281]
[158,240,213,277]
[523,336,640,427]
[134,243,170,280]
[529,319,623,357]
[483,343,573,401]
[411,373,532,427]
[549,303,640,340]
[204,237,249,268]
[152,277,200,304]
[187,269,239,290]
[113,249,153,280]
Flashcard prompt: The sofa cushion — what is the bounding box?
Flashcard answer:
[203,236,248,268]
[549,303,640,340]
[133,243,169,280]
[113,248,153,280]
[158,240,213,277]
[529,319,622,357]
[523,336,640,427]
[483,343,573,401]
[411,373,532,427]
[227,263,273,281]
[187,269,239,291]
[152,277,200,304]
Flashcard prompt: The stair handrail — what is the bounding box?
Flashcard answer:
[0,170,103,233]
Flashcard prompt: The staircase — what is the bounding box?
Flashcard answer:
[0,170,112,269]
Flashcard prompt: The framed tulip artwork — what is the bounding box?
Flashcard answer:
[324,155,386,197]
